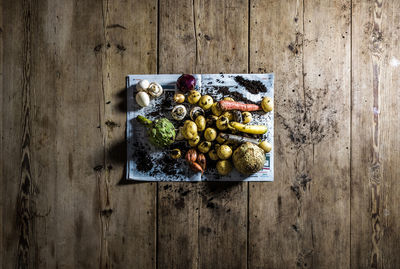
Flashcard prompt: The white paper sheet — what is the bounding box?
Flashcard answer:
[126,74,274,181]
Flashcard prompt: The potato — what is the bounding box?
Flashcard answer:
[198,141,212,153]
[232,142,265,175]
[242,112,252,124]
[188,135,201,147]
[223,97,234,101]
[258,141,272,153]
[217,145,232,160]
[195,115,206,131]
[261,97,273,112]
[182,120,198,140]
[216,116,229,131]
[211,103,222,116]
[222,111,234,121]
[188,90,201,104]
[204,128,217,141]
[216,160,233,176]
[208,149,219,161]
[173,93,185,103]
[198,95,214,110]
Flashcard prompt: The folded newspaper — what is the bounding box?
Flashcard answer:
[126,74,274,181]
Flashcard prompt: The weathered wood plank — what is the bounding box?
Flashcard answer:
[158,0,248,268]
[158,1,199,268]
[31,1,105,267]
[100,0,157,268]
[351,1,400,268]
[194,1,248,267]
[249,0,351,268]
[2,0,32,267]
[249,0,303,267]
[0,0,4,266]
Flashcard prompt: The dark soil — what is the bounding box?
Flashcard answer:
[211,86,255,104]
[135,149,153,172]
[234,76,267,94]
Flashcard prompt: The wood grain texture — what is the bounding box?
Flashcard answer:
[249,0,351,268]
[351,0,400,268]
[158,0,248,268]
[2,0,400,268]
[249,0,304,267]
[3,0,30,267]
[100,0,157,268]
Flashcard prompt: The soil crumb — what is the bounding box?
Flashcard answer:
[212,86,256,104]
[234,76,267,94]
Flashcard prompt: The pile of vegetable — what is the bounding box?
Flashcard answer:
[135,73,273,177]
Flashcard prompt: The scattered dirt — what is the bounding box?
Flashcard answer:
[211,86,255,104]
[134,148,152,172]
[276,88,338,148]
[234,76,267,94]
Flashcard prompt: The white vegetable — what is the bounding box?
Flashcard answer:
[136,79,150,92]
[135,91,150,107]
[147,82,163,97]
[171,105,187,121]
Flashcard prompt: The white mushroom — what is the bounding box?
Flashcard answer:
[171,105,187,121]
[136,79,150,92]
[135,91,150,107]
[147,82,163,97]
[189,106,205,120]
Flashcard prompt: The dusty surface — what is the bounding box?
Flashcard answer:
[2,0,400,268]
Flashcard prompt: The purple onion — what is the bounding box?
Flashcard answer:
[176,74,196,93]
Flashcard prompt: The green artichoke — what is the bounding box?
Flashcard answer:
[136,115,176,148]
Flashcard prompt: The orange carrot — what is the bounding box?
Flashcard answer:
[218,100,261,112]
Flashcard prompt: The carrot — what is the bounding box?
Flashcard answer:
[218,100,261,112]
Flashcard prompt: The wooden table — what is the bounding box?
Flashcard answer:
[2,0,400,268]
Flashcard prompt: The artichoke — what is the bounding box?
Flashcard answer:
[136,115,176,148]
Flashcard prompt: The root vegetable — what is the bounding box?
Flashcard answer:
[170,149,182,159]
[261,97,273,112]
[208,149,219,161]
[242,112,252,124]
[232,111,243,123]
[223,97,234,101]
[230,122,267,135]
[219,133,259,144]
[182,120,198,140]
[173,93,185,103]
[216,116,229,131]
[258,141,272,153]
[216,160,233,176]
[206,115,218,126]
[198,95,214,110]
[188,135,201,147]
[204,128,217,141]
[188,90,201,104]
[222,111,233,121]
[216,133,227,144]
[217,145,232,160]
[232,142,266,175]
[195,115,206,131]
[197,153,206,171]
[211,102,222,116]
[198,141,212,153]
[218,100,261,112]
